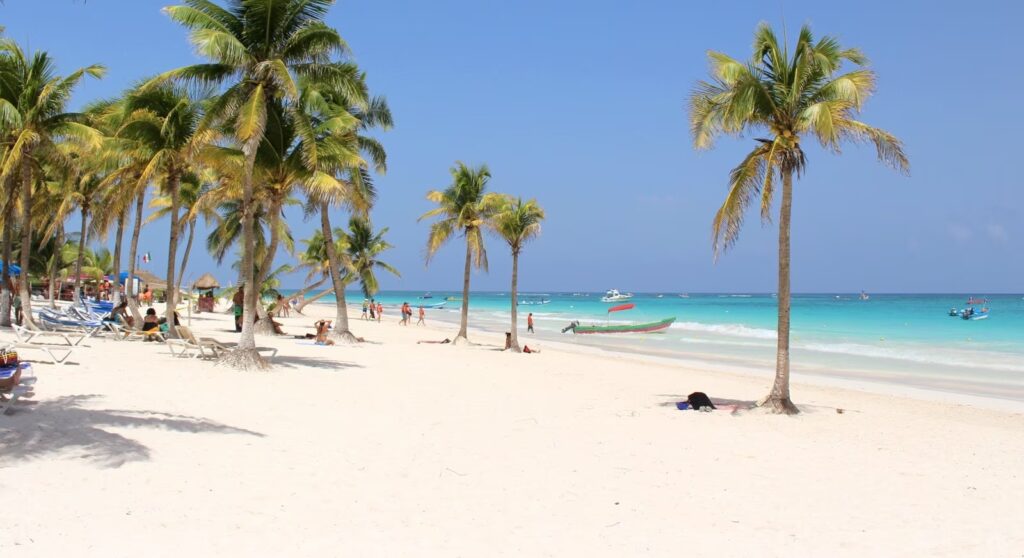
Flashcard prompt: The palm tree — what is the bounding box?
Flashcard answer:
[118,83,210,335]
[307,91,390,343]
[157,0,367,369]
[0,42,104,328]
[491,197,545,352]
[419,162,505,344]
[340,217,399,299]
[147,170,219,296]
[688,23,909,413]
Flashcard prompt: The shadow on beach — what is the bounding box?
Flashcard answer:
[0,394,263,468]
[270,355,364,370]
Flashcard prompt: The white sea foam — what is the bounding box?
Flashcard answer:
[670,321,778,339]
[798,342,1024,374]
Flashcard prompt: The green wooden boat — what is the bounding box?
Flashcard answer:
[569,317,676,334]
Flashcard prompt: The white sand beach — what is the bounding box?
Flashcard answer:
[2,304,1022,557]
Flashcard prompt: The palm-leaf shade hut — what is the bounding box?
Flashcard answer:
[192,273,220,290]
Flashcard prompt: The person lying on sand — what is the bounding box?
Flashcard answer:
[417,338,451,344]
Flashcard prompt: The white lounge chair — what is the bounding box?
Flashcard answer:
[12,343,75,366]
[12,324,85,346]
[167,326,222,358]
[170,326,277,360]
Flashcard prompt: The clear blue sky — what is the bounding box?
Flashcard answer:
[4,0,1022,293]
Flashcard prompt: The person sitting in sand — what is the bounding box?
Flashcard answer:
[141,308,160,341]
[314,319,335,345]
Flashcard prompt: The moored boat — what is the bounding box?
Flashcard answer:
[600,289,633,302]
[564,302,674,334]
[569,317,676,334]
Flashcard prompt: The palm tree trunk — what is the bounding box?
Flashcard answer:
[454,233,472,343]
[126,188,146,326]
[164,169,180,338]
[111,208,126,307]
[289,277,328,314]
[72,206,88,304]
[320,202,357,343]
[48,226,62,309]
[508,248,520,352]
[220,139,266,369]
[175,219,195,298]
[253,200,282,336]
[0,195,13,327]
[764,170,799,414]
[18,157,37,330]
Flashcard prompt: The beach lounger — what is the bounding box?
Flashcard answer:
[37,311,102,339]
[172,326,278,360]
[1,363,35,415]
[12,324,85,347]
[166,326,222,358]
[12,343,75,366]
[120,328,166,343]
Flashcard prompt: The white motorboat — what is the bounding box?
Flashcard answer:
[600,289,633,303]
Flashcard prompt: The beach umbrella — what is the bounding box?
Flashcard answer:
[192,272,220,290]
[0,260,21,276]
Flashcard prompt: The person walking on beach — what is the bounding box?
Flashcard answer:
[369,298,376,320]
[417,306,425,326]
[361,299,369,320]
[527,313,535,333]
[376,301,383,323]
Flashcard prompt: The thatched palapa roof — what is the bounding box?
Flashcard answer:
[192,272,220,290]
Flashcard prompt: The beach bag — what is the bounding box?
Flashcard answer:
[687,392,716,411]
[0,348,18,368]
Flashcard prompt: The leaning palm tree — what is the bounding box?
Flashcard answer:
[688,23,908,413]
[156,0,368,369]
[419,162,505,344]
[491,197,545,353]
[0,42,105,329]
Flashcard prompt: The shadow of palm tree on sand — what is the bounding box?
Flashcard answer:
[0,394,263,468]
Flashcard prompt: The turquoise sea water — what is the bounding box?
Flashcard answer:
[287,290,1024,402]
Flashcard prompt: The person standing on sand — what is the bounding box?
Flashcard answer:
[376,301,383,323]
[232,286,245,332]
[369,298,376,320]
[417,306,425,326]
[527,313,534,333]
[361,299,369,320]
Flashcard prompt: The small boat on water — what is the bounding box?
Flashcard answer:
[420,301,447,309]
[418,292,433,299]
[948,308,959,317]
[518,297,551,306]
[600,289,633,303]
[563,303,675,334]
[966,296,987,305]
[960,306,989,321]
[859,291,870,301]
